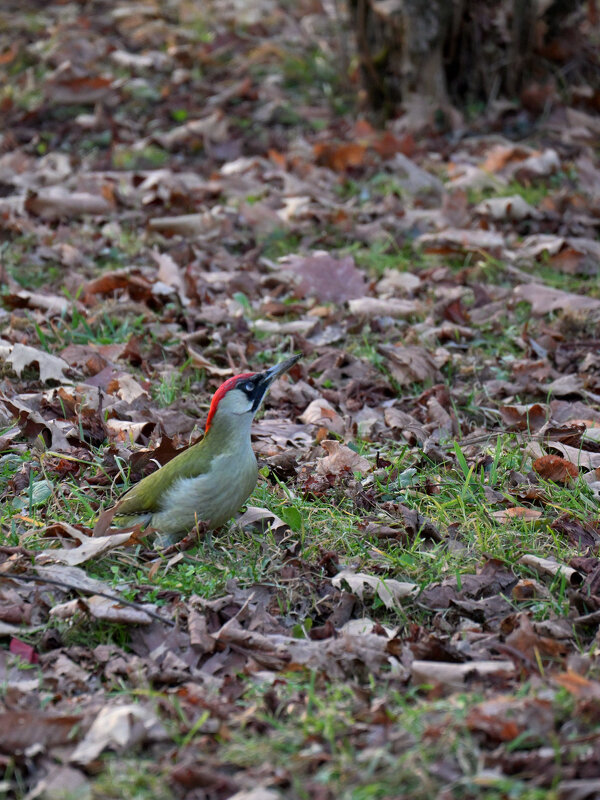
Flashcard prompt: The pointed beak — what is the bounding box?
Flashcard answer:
[260,354,301,384]
[252,354,300,412]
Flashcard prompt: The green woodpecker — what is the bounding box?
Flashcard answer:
[110,354,300,544]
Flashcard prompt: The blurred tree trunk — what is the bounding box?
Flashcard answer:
[348,0,594,122]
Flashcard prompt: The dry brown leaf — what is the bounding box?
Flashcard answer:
[151,249,190,306]
[547,442,600,470]
[3,290,70,316]
[34,564,118,595]
[107,373,149,402]
[474,196,541,220]
[45,75,113,104]
[417,228,505,255]
[154,112,229,149]
[280,252,367,303]
[26,766,90,800]
[378,344,441,386]
[0,711,82,753]
[228,790,285,800]
[554,671,600,700]
[348,297,420,318]
[277,196,311,221]
[332,570,418,608]
[499,403,548,432]
[514,283,600,314]
[505,613,567,662]
[467,695,553,743]
[253,318,317,336]
[519,554,583,586]
[411,660,514,690]
[515,148,560,179]
[105,418,154,443]
[491,507,543,523]
[481,144,532,172]
[316,440,370,476]
[236,505,288,533]
[3,343,70,383]
[314,141,367,171]
[376,269,421,295]
[185,346,232,376]
[70,704,167,765]
[26,186,113,220]
[299,398,345,435]
[148,211,227,237]
[36,531,133,566]
[533,454,579,483]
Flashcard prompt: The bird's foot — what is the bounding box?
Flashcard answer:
[159,521,210,556]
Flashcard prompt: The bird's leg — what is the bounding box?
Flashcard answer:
[159,520,210,556]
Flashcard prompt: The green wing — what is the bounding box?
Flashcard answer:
[114,441,209,516]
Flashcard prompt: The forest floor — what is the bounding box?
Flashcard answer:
[1,2,600,799]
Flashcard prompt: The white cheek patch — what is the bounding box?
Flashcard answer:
[235,398,254,415]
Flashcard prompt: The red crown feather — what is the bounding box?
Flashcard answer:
[205,373,256,432]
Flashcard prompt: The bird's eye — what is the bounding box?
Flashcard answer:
[244,381,254,392]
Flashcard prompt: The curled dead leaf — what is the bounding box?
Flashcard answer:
[514,283,600,314]
[70,704,167,765]
[26,186,113,220]
[2,343,70,384]
[299,398,345,435]
[332,569,418,608]
[316,440,370,476]
[533,454,578,484]
[411,660,514,690]
[491,507,543,524]
[37,529,134,566]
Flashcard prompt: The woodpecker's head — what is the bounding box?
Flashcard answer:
[205,354,300,433]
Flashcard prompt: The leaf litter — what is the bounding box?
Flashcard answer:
[0,0,600,797]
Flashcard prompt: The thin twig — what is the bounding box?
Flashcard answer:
[1,572,175,627]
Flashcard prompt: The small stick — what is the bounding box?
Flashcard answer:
[1,573,175,627]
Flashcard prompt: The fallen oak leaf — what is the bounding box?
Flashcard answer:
[185,345,232,376]
[70,704,168,766]
[411,660,514,690]
[151,249,190,306]
[491,507,543,524]
[533,454,578,484]
[36,530,134,566]
[505,613,568,663]
[547,441,600,470]
[316,440,370,476]
[378,344,441,386]
[2,343,71,383]
[514,283,600,314]
[279,251,367,303]
[348,297,421,319]
[466,695,553,744]
[236,505,288,534]
[332,569,418,609]
[553,671,600,700]
[0,710,83,753]
[474,195,541,221]
[25,186,113,220]
[499,403,548,432]
[299,398,345,435]
[314,141,367,171]
[519,553,583,586]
